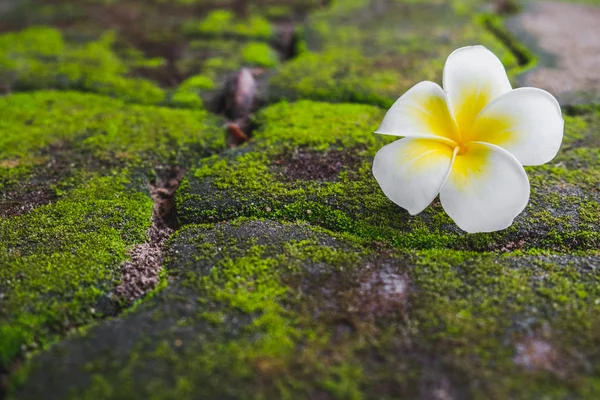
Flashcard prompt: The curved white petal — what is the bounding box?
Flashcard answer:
[376,81,459,144]
[372,137,455,215]
[469,88,564,166]
[440,142,529,233]
[443,46,512,132]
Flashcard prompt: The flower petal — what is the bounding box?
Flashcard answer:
[440,142,529,233]
[469,88,564,166]
[376,81,459,144]
[372,137,455,215]
[443,46,512,132]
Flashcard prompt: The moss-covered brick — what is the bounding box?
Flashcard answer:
[267,0,526,107]
[9,220,600,399]
[176,100,600,252]
[0,173,154,369]
[0,90,224,190]
[0,27,165,105]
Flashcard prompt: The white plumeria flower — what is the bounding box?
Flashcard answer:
[372,45,564,233]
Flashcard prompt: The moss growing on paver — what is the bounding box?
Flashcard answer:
[0,173,153,368]
[9,220,600,399]
[0,89,225,371]
[1,0,599,398]
[407,249,600,398]
[0,27,165,104]
[268,0,524,107]
[177,100,600,251]
[7,221,370,399]
[0,90,224,189]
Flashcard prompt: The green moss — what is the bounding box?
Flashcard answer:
[169,75,215,108]
[9,221,371,399]
[0,27,164,104]
[176,75,215,92]
[253,100,385,150]
[408,249,600,398]
[11,220,600,399]
[269,50,400,108]
[0,173,153,368]
[241,42,279,68]
[0,90,223,187]
[268,0,520,107]
[0,89,226,369]
[183,10,273,40]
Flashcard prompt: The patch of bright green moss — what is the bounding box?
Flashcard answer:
[169,74,215,108]
[0,173,153,368]
[242,42,279,68]
[0,27,164,104]
[183,10,273,40]
[253,100,385,150]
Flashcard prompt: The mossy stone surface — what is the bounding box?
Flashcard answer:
[0,90,223,371]
[176,100,600,252]
[9,220,600,399]
[0,28,165,105]
[1,0,600,398]
[0,173,153,368]
[266,0,524,107]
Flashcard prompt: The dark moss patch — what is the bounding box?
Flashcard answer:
[274,148,364,182]
[0,186,53,218]
[0,140,124,218]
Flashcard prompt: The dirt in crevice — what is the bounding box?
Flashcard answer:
[115,165,185,304]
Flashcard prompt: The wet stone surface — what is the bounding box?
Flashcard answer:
[1,0,600,399]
